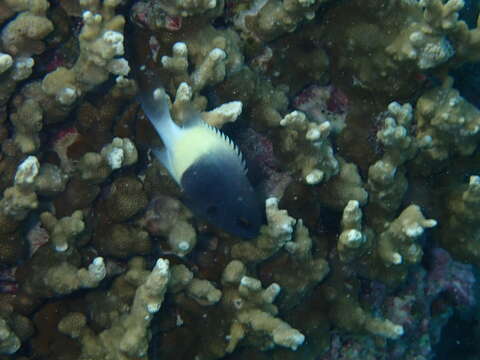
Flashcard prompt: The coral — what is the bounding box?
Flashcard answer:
[166,220,197,257]
[165,82,243,130]
[1,6,54,56]
[16,245,106,300]
[40,211,85,252]
[43,257,106,295]
[0,156,39,221]
[234,0,328,42]
[3,0,480,358]
[58,258,170,360]
[415,77,480,163]
[221,260,305,352]
[0,297,33,355]
[267,220,330,309]
[0,53,13,74]
[318,157,368,210]
[34,163,68,197]
[151,0,220,17]
[77,137,138,183]
[0,231,25,267]
[162,43,227,92]
[385,0,459,70]
[93,223,152,259]
[137,195,197,257]
[293,84,348,134]
[9,91,44,153]
[42,0,129,99]
[377,205,437,276]
[441,175,480,266]
[0,316,20,354]
[366,102,426,215]
[338,200,369,263]
[169,264,222,305]
[231,197,296,263]
[277,110,338,185]
[99,176,148,223]
[131,0,222,31]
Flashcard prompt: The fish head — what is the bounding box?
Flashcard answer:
[181,153,262,239]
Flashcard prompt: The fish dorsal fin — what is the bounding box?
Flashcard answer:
[202,122,247,174]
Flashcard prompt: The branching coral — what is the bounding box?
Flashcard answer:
[338,200,369,263]
[234,0,329,42]
[0,0,53,56]
[40,210,85,252]
[377,205,437,268]
[441,175,480,266]
[221,260,305,352]
[42,0,129,100]
[169,264,222,305]
[367,102,427,215]
[277,110,338,185]
[415,76,480,163]
[231,197,296,263]
[58,258,170,360]
[2,0,480,358]
[77,137,138,183]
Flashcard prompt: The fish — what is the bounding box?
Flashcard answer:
[139,87,262,239]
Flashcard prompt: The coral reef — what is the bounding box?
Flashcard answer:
[1,0,480,359]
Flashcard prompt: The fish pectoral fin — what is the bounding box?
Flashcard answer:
[152,148,177,181]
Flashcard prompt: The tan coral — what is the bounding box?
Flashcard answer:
[221,260,305,352]
[415,77,480,162]
[367,102,429,215]
[231,197,296,263]
[278,110,338,185]
[0,156,39,221]
[77,137,138,183]
[441,176,480,266]
[40,210,85,252]
[378,205,437,267]
[58,258,170,360]
[235,0,328,41]
[168,264,221,305]
[41,0,128,105]
[338,200,369,263]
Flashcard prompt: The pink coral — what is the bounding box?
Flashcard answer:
[293,84,349,120]
[165,15,182,31]
[52,126,80,171]
[26,222,49,256]
[0,267,18,294]
[426,247,476,307]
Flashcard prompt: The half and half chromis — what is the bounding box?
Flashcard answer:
[140,87,262,239]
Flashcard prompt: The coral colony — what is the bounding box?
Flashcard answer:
[0,0,480,359]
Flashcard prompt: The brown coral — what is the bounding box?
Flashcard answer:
[93,223,151,259]
[98,176,148,223]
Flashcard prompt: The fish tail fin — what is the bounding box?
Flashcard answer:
[138,88,180,149]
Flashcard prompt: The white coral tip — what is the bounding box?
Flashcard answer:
[173,42,187,55]
[155,258,169,274]
[392,252,402,264]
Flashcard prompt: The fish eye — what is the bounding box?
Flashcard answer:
[237,217,251,229]
[206,205,218,216]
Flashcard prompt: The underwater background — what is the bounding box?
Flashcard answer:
[1,0,480,359]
